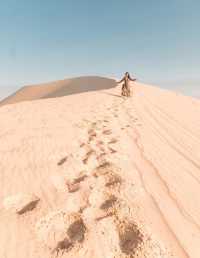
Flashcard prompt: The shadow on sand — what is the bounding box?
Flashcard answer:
[0,76,117,106]
[43,77,117,99]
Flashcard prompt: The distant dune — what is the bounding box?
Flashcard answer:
[0,76,116,106]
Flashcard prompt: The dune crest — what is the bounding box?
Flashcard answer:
[0,76,116,106]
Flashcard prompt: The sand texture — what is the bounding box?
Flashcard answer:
[0,79,200,258]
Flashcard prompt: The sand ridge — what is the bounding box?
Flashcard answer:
[0,76,116,106]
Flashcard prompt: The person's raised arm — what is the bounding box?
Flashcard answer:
[129,75,137,82]
[117,77,125,84]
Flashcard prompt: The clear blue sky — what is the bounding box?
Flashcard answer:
[0,0,200,98]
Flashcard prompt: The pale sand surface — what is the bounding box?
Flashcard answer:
[0,80,200,258]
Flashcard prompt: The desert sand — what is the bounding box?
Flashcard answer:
[0,77,200,258]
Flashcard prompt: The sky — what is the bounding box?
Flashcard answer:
[0,0,200,99]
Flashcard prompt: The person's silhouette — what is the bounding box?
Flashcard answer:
[117,72,136,97]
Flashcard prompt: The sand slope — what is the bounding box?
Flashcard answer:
[0,81,200,258]
[0,76,116,106]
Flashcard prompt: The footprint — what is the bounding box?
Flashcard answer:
[82,149,95,164]
[73,173,88,184]
[67,183,80,193]
[100,195,117,210]
[108,138,118,144]
[66,171,88,194]
[88,129,97,137]
[99,146,106,152]
[97,152,107,159]
[88,130,97,141]
[103,119,109,123]
[56,214,86,253]
[96,140,104,146]
[117,221,143,255]
[36,211,87,254]
[57,156,68,166]
[93,162,118,177]
[91,122,97,128]
[55,238,72,253]
[67,216,86,243]
[88,135,95,142]
[108,147,117,154]
[104,172,122,187]
[102,129,112,135]
[93,162,122,187]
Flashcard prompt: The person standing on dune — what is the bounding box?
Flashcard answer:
[117,72,136,97]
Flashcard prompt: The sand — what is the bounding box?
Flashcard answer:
[0,76,116,106]
[0,78,200,258]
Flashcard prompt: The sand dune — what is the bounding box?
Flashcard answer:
[0,79,200,258]
[0,76,116,106]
